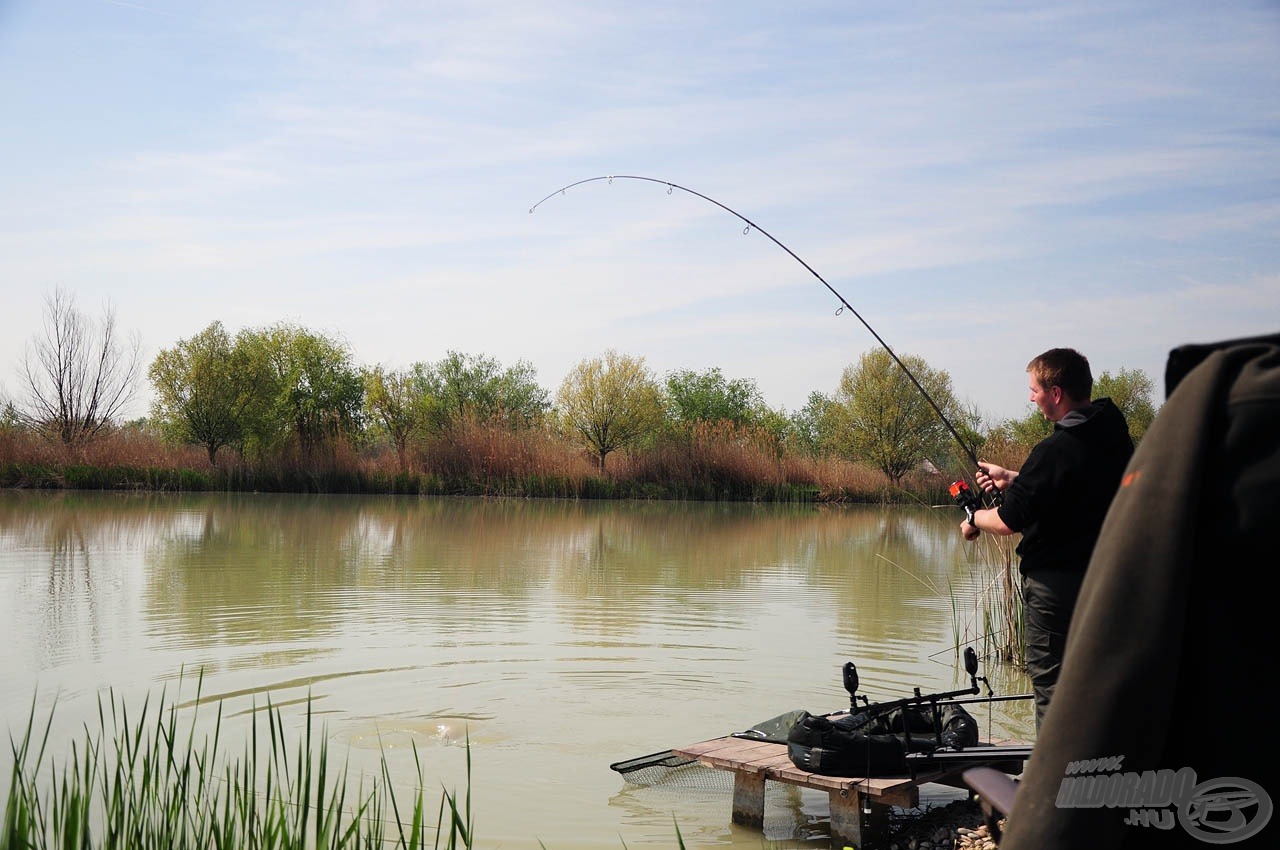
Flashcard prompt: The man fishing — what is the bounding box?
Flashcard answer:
[532,181,1130,733]
[958,348,1133,731]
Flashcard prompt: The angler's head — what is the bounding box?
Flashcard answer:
[1027,348,1092,422]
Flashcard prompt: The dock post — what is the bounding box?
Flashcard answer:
[829,787,889,848]
[730,771,766,828]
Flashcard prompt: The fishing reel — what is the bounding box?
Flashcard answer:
[950,479,983,526]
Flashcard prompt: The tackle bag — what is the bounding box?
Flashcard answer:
[786,703,979,776]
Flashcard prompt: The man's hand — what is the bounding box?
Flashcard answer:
[961,519,980,541]
[976,461,1016,494]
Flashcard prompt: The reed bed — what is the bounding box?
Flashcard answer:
[2,683,468,850]
[945,527,1024,666]
[957,439,1027,666]
[0,423,902,503]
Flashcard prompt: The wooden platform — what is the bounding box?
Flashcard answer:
[672,735,1027,847]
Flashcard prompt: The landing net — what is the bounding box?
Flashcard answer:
[608,709,805,790]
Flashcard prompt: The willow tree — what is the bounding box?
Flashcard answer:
[664,367,765,429]
[786,390,834,457]
[235,324,364,456]
[556,350,664,472]
[1095,367,1156,443]
[149,321,247,465]
[824,349,958,485]
[414,351,549,433]
[362,366,423,471]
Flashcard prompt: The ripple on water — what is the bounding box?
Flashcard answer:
[343,713,494,750]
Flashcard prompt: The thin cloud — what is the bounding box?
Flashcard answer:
[1,1,1276,423]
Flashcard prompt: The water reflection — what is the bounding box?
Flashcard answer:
[28,494,969,650]
[0,490,1031,850]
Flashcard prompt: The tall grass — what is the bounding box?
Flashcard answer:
[0,421,900,503]
[2,682,468,850]
[946,531,1024,667]
[962,435,1028,667]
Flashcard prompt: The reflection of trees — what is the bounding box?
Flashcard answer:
[42,509,99,666]
[529,500,998,678]
[2,491,992,668]
[145,493,365,644]
[0,491,177,670]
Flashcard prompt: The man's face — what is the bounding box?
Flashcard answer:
[1029,377,1063,422]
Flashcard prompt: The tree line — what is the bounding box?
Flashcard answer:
[1,290,1157,496]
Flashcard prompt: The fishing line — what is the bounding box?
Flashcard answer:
[529,174,984,471]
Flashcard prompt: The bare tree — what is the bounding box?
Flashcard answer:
[18,288,142,447]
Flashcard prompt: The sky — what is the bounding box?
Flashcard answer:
[1,0,1277,426]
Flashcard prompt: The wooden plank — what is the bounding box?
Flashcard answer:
[767,762,920,802]
[675,737,782,773]
[672,737,1026,806]
[674,738,915,805]
[669,735,1032,847]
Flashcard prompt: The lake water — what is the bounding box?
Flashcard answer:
[0,490,1032,849]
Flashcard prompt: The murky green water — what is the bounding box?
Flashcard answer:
[0,490,1032,848]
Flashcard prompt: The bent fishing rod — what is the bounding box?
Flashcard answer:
[529,174,984,471]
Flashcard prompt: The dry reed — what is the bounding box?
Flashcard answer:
[0,420,912,503]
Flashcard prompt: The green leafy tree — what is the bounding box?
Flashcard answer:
[999,409,1053,449]
[786,391,833,456]
[223,330,284,456]
[952,400,990,464]
[1,395,19,429]
[664,367,764,428]
[362,366,424,471]
[823,349,959,484]
[148,321,248,465]
[993,365,1157,456]
[236,324,364,455]
[751,404,792,446]
[556,350,665,472]
[415,351,549,433]
[1095,368,1156,443]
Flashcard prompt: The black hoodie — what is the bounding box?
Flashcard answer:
[998,336,1280,848]
[996,397,1134,575]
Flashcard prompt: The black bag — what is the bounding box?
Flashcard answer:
[938,703,979,749]
[786,711,909,775]
[786,703,980,776]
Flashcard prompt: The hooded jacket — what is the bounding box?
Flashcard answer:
[996,397,1134,575]
[999,333,1280,849]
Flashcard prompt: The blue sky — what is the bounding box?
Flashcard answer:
[2,0,1277,424]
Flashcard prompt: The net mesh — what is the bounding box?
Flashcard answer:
[609,710,808,790]
[610,750,733,790]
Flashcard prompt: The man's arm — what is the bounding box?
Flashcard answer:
[971,507,1014,535]
[960,507,1016,541]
